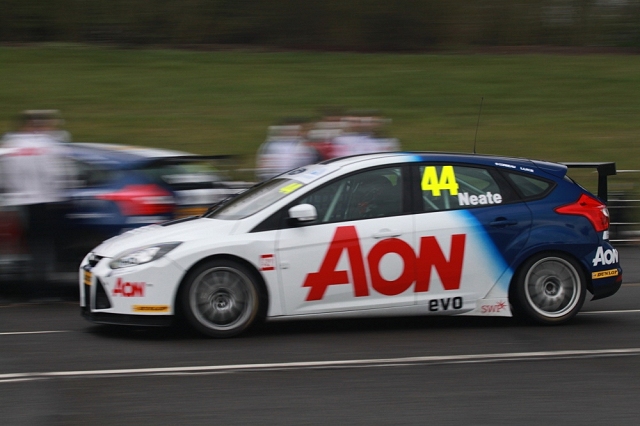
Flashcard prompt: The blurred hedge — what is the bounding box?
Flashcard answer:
[2,0,639,50]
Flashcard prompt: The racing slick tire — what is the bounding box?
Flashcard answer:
[511,252,586,325]
[181,259,265,338]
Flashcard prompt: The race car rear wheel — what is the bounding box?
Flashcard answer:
[512,253,586,324]
[181,259,263,338]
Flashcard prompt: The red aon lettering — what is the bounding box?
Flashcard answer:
[112,278,145,297]
[303,226,465,301]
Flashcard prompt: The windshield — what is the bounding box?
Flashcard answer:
[205,163,340,220]
[205,178,305,220]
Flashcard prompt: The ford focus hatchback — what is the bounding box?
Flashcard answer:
[80,152,622,337]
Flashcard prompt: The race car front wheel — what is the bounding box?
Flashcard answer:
[181,259,264,338]
[512,253,586,325]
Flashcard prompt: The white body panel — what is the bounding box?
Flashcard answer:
[276,216,415,315]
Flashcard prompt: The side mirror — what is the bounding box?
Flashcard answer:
[288,204,317,222]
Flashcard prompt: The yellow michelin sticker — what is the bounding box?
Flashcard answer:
[422,165,459,196]
[133,305,170,313]
[592,269,619,279]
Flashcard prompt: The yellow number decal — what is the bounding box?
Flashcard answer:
[421,166,458,196]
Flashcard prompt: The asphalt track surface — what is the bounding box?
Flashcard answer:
[1,246,640,425]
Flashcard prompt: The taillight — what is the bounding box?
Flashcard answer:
[554,193,609,232]
[97,184,175,216]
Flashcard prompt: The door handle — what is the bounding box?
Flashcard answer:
[490,218,518,227]
[373,229,402,239]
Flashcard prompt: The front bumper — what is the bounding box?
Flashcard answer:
[80,255,185,326]
[81,306,173,326]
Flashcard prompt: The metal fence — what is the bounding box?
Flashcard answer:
[609,170,640,245]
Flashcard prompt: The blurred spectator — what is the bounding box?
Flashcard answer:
[255,117,319,181]
[0,110,74,280]
[306,106,350,161]
[330,110,400,158]
[255,110,401,181]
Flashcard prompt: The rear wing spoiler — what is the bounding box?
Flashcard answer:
[561,162,616,203]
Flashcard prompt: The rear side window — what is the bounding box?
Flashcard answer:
[503,172,554,200]
[140,161,222,188]
[72,159,117,187]
[417,164,518,212]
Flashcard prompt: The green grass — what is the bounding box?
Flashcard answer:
[1,45,639,177]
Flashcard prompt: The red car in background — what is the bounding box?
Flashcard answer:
[0,143,250,282]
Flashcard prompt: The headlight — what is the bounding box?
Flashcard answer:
[109,242,182,269]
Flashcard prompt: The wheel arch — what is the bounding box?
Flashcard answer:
[174,253,269,320]
[509,248,593,299]
[507,249,589,324]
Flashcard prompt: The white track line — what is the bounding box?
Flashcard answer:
[0,330,70,336]
[581,309,640,315]
[2,348,640,383]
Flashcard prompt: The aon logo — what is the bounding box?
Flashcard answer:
[592,247,618,267]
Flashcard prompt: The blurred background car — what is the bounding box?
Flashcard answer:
[1,142,251,281]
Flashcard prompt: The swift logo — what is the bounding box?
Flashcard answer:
[303,226,465,301]
[481,300,507,314]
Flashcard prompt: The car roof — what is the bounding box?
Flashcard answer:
[321,151,568,178]
[66,143,197,169]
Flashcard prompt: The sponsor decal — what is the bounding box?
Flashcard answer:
[175,206,208,218]
[260,254,276,271]
[287,168,307,175]
[303,226,465,301]
[421,165,459,196]
[132,305,169,312]
[458,191,502,206]
[519,167,534,173]
[592,269,619,279]
[592,247,619,267]
[112,278,145,297]
[83,270,92,286]
[280,183,303,194]
[429,297,463,312]
[307,168,326,176]
[480,300,507,314]
[495,162,516,169]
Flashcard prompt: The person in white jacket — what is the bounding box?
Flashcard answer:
[0,111,72,281]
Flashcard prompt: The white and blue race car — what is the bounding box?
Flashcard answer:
[80,152,622,337]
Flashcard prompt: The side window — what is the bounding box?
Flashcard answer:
[503,172,554,200]
[418,164,516,212]
[297,166,403,224]
[72,160,114,187]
